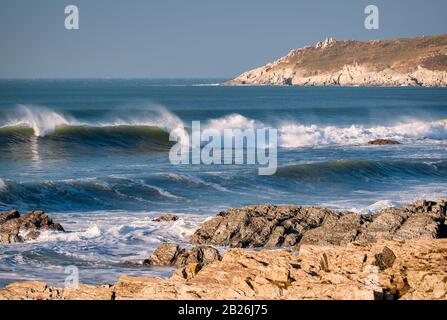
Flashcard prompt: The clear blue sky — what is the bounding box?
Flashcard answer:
[0,0,446,78]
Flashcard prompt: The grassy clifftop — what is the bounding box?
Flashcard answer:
[228,34,447,86]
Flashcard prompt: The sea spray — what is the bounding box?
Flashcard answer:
[2,107,447,147]
[169,120,278,175]
[0,104,186,138]
[13,105,72,137]
[278,119,447,147]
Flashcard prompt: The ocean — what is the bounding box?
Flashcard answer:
[1,79,447,287]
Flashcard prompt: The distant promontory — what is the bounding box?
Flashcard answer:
[226,34,447,87]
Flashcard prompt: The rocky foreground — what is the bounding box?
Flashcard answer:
[191,199,447,248]
[226,34,447,87]
[0,199,446,300]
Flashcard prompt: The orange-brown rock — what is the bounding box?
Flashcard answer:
[1,239,445,300]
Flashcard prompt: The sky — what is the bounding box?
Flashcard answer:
[0,0,446,79]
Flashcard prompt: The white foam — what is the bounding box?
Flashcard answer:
[278,119,447,148]
[0,104,186,138]
[3,105,72,137]
[189,113,447,148]
[98,106,185,132]
[32,225,101,242]
[3,107,446,147]
[0,178,6,190]
[206,114,258,131]
[365,200,395,214]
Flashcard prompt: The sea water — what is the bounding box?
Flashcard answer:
[1,79,447,286]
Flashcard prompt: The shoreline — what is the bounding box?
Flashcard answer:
[0,198,446,300]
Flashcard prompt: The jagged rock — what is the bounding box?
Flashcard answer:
[227,35,447,87]
[143,243,221,267]
[143,243,180,266]
[0,210,20,223]
[173,263,203,280]
[2,239,445,300]
[368,139,401,145]
[190,205,333,248]
[373,247,396,270]
[152,214,180,222]
[0,210,65,244]
[191,199,447,248]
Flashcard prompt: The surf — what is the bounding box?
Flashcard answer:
[0,105,185,137]
[277,159,447,182]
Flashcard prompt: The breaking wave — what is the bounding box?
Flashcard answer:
[201,114,447,147]
[0,105,187,150]
[1,108,447,149]
[278,119,447,147]
[1,105,184,137]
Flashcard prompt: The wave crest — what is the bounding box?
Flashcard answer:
[1,105,185,138]
[278,120,447,147]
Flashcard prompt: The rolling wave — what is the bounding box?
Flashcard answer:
[0,105,187,151]
[0,173,232,211]
[0,178,176,211]
[0,105,184,136]
[277,159,447,182]
[0,124,173,150]
[1,107,447,150]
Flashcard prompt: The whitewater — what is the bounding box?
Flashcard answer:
[1,79,447,287]
[2,105,447,148]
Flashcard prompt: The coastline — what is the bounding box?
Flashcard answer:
[1,198,446,300]
[226,35,447,88]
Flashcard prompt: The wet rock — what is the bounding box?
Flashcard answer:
[0,210,20,223]
[301,212,370,246]
[0,210,65,244]
[190,205,333,248]
[373,247,397,270]
[152,214,180,222]
[368,139,401,145]
[143,243,181,266]
[191,199,447,248]
[143,243,221,267]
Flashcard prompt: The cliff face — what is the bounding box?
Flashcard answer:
[227,35,447,87]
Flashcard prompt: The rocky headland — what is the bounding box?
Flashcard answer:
[226,34,447,87]
[0,210,64,244]
[0,199,446,300]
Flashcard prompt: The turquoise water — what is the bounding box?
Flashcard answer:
[1,79,447,286]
